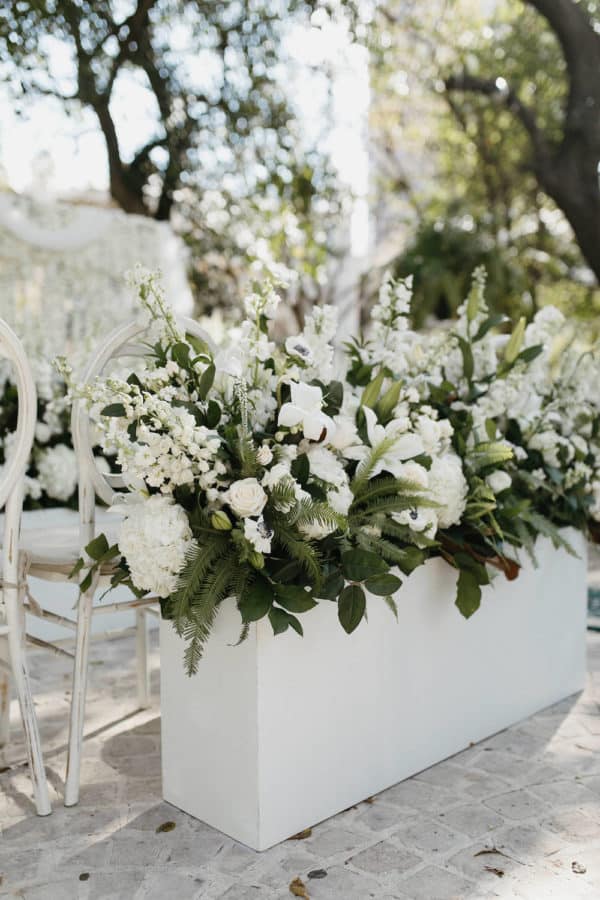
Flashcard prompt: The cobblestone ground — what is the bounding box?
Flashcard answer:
[1,625,600,900]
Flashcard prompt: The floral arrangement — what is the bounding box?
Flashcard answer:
[0,358,79,508]
[68,267,600,674]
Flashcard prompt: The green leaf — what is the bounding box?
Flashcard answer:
[504,317,526,364]
[238,577,273,623]
[274,584,317,613]
[326,380,344,413]
[198,363,216,400]
[361,370,385,409]
[338,584,366,633]
[473,313,506,341]
[101,403,126,417]
[269,606,304,636]
[291,453,310,485]
[365,572,402,596]
[341,549,388,582]
[171,341,191,368]
[80,571,93,593]
[393,546,427,575]
[377,381,402,422]
[455,569,482,618]
[383,594,399,620]
[206,400,221,428]
[85,533,109,560]
[456,336,474,381]
[319,569,344,601]
[516,344,543,365]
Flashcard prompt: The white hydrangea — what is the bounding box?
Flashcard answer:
[427,453,468,529]
[117,495,195,598]
[36,444,78,502]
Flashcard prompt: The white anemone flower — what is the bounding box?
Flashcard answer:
[278,382,336,441]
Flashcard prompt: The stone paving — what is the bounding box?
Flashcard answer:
[1,626,600,899]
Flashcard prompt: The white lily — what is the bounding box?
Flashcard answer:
[346,407,425,477]
[278,382,336,441]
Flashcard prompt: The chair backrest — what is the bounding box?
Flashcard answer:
[72,317,215,512]
[0,319,37,512]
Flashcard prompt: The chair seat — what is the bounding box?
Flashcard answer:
[1,508,122,577]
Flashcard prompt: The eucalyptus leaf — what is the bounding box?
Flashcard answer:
[338,584,366,633]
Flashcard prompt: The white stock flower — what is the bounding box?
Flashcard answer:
[306,445,347,488]
[256,444,274,466]
[36,444,78,502]
[226,478,268,518]
[486,471,512,494]
[117,495,194,598]
[278,382,336,441]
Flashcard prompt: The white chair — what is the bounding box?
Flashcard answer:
[63,316,213,806]
[0,318,51,816]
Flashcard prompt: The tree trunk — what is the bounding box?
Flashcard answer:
[94,103,149,216]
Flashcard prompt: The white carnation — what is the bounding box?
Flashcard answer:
[427,453,468,529]
[36,444,78,502]
[117,495,194,598]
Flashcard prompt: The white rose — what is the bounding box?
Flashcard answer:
[256,444,274,466]
[486,470,512,494]
[226,478,268,518]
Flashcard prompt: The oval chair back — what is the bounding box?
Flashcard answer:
[71,316,215,540]
[0,318,51,816]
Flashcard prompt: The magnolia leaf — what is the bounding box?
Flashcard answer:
[238,577,273,623]
[455,569,482,619]
[269,607,303,636]
[198,363,216,400]
[101,403,126,417]
[504,317,526,364]
[341,549,388,582]
[319,569,344,601]
[274,584,317,613]
[365,573,402,596]
[383,594,399,620]
[338,584,366,633]
[361,369,385,409]
[85,533,109,561]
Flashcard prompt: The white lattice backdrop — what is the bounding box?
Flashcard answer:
[0,191,194,366]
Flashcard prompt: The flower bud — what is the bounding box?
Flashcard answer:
[211,510,232,531]
[249,551,265,569]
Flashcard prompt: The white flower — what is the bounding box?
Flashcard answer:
[486,471,512,494]
[346,407,424,477]
[36,444,78,502]
[262,463,292,490]
[256,445,273,466]
[306,445,347,488]
[35,422,52,444]
[427,453,468,529]
[394,506,438,538]
[328,414,359,452]
[117,495,194,598]
[327,483,353,515]
[278,382,336,441]
[244,516,274,553]
[285,336,314,363]
[226,477,268,518]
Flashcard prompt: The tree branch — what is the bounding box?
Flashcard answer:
[445,72,551,163]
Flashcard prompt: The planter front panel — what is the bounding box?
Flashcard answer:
[161,531,587,850]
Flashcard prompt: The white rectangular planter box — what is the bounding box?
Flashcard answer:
[160,530,587,851]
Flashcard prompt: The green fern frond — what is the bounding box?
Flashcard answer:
[351,475,428,507]
[292,497,346,531]
[351,434,400,496]
[272,521,322,585]
[171,536,229,633]
[182,555,237,675]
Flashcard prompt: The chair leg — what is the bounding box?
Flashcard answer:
[64,587,94,807]
[4,588,51,815]
[0,661,10,748]
[135,609,150,709]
